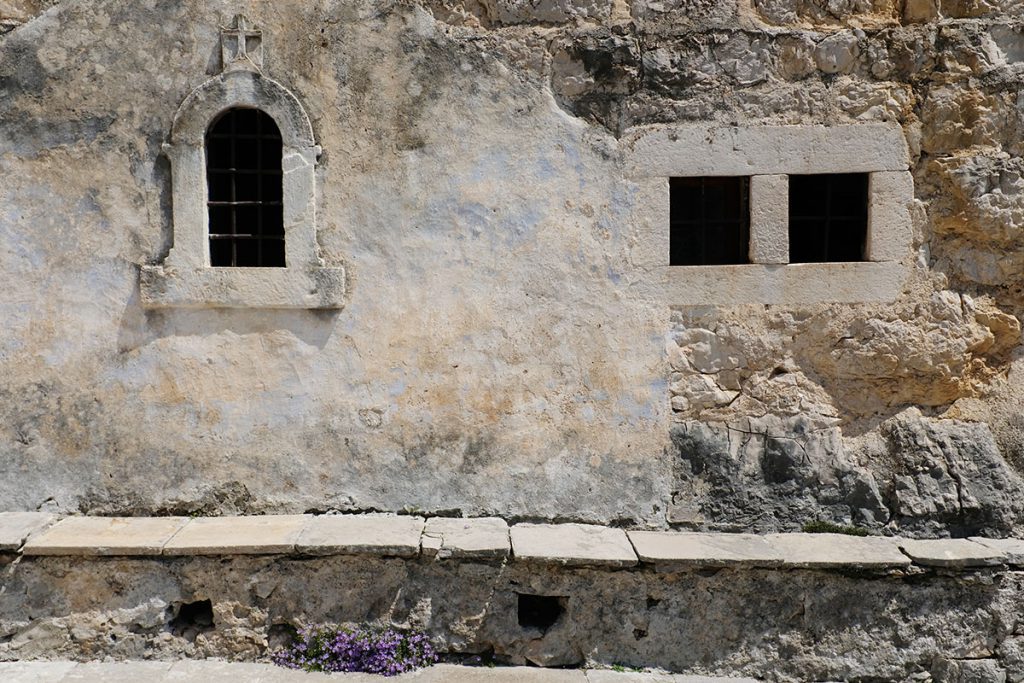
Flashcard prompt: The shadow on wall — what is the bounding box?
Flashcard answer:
[116,274,340,353]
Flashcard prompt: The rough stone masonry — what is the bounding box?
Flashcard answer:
[4,0,1024,534]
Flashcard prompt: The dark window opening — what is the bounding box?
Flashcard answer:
[789,173,869,263]
[517,593,565,633]
[206,108,285,267]
[669,176,750,266]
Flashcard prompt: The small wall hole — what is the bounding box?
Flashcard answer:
[517,593,565,633]
[169,599,215,641]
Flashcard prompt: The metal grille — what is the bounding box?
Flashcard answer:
[669,177,750,266]
[206,108,285,267]
[789,173,868,263]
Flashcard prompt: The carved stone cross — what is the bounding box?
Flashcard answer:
[220,14,262,72]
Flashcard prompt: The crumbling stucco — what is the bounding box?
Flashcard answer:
[2,0,1024,537]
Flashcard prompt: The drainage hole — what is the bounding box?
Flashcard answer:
[168,599,215,641]
[517,593,565,633]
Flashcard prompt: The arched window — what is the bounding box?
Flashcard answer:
[206,108,284,267]
[140,15,345,309]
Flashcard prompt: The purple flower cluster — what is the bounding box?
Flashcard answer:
[272,625,438,676]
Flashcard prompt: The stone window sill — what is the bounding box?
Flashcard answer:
[139,265,345,309]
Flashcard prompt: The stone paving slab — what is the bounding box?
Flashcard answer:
[422,517,510,560]
[22,517,189,556]
[413,664,587,681]
[0,663,755,682]
[59,661,173,682]
[586,672,761,683]
[0,662,77,683]
[628,531,782,569]
[512,523,637,568]
[163,515,310,555]
[969,536,1024,565]
[898,538,1006,568]
[296,514,424,557]
[164,660,344,682]
[766,533,911,569]
[0,512,56,551]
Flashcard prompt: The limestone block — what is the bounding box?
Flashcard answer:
[162,515,309,556]
[628,531,782,568]
[140,265,346,309]
[296,514,424,557]
[867,171,914,262]
[624,124,910,178]
[766,533,911,569]
[511,523,637,568]
[969,537,1024,566]
[749,174,788,264]
[22,517,189,556]
[422,517,510,560]
[899,538,1006,568]
[0,511,56,551]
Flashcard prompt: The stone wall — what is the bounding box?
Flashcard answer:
[2,0,1024,534]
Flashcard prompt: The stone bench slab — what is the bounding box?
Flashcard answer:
[0,511,56,551]
[296,514,424,558]
[23,517,189,556]
[512,523,637,568]
[898,538,1006,568]
[766,533,911,569]
[163,515,309,555]
[422,517,510,560]
[628,531,783,569]
[969,537,1024,566]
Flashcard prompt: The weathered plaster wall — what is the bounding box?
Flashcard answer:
[2,0,1024,534]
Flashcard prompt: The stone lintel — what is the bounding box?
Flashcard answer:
[624,123,910,178]
[766,533,911,569]
[628,531,783,568]
[898,538,1007,568]
[511,523,638,568]
[23,517,189,556]
[162,515,310,556]
[422,517,510,560]
[0,511,57,552]
[296,515,425,558]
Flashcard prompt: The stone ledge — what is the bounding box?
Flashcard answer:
[422,517,510,560]
[511,523,638,568]
[296,514,424,558]
[11,513,1024,572]
[22,517,189,557]
[162,515,309,556]
[139,265,346,310]
[0,512,56,552]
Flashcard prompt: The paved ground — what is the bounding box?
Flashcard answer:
[0,662,760,682]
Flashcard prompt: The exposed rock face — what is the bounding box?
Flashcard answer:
[2,0,1024,538]
[671,411,1024,536]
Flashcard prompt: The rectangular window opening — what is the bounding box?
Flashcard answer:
[788,173,869,263]
[669,177,750,266]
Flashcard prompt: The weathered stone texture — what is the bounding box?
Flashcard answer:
[2,0,1024,541]
[3,553,1024,681]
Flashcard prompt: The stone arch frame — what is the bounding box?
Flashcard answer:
[140,30,344,309]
